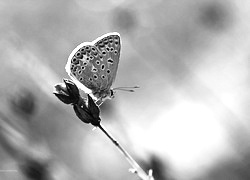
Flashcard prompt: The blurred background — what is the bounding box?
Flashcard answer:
[0,0,250,179]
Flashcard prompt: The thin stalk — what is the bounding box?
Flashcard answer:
[98,123,153,180]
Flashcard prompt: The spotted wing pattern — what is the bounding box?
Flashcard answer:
[65,32,121,99]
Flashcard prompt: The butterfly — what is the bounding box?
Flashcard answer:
[65,32,137,102]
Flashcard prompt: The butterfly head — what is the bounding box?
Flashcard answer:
[98,86,139,101]
[92,86,138,104]
[92,89,116,102]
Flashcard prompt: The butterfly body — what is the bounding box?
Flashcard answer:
[65,32,121,101]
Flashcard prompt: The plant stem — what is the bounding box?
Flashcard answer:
[98,123,153,180]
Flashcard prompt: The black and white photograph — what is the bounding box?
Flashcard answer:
[0,0,250,180]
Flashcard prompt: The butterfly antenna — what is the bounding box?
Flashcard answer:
[113,86,139,92]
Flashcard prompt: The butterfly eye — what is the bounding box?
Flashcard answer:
[107,69,110,74]
[101,64,105,70]
[93,74,98,79]
[96,60,100,65]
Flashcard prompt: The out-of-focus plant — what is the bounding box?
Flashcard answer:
[54,79,154,180]
[0,111,51,180]
[0,109,75,180]
[9,88,37,120]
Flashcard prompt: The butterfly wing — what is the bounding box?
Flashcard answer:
[94,32,121,91]
[65,32,121,98]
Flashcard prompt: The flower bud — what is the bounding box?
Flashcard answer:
[73,104,93,124]
[9,88,36,119]
[87,94,100,120]
[63,79,80,99]
[73,95,101,126]
[53,79,80,105]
